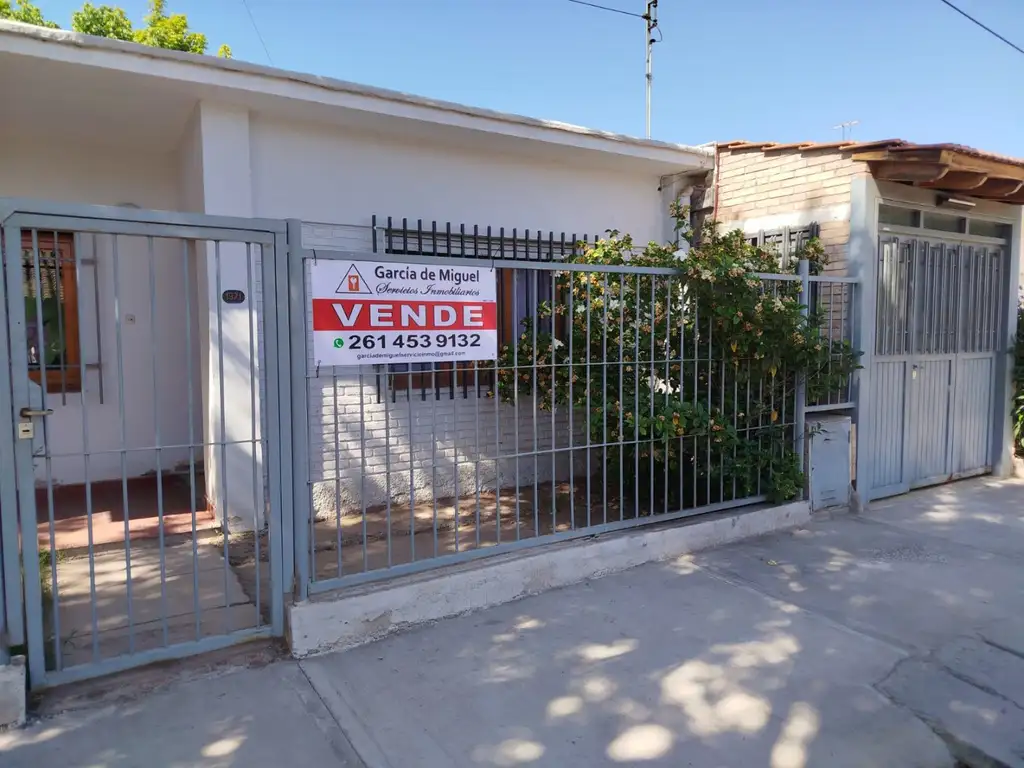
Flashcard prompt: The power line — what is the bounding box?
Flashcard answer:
[566,0,646,20]
[937,0,1024,57]
[240,0,274,64]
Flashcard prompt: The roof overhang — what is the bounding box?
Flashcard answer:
[0,20,711,175]
[852,146,1024,205]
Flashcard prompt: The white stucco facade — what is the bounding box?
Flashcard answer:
[0,20,711,527]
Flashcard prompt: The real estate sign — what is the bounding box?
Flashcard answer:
[310,259,499,366]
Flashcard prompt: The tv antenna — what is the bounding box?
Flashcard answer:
[832,120,860,141]
[567,1,660,139]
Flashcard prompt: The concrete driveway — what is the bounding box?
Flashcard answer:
[4,476,1024,767]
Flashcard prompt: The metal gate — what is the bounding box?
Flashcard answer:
[867,233,1006,498]
[0,201,289,689]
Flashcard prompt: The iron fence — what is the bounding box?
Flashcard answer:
[299,251,851,593]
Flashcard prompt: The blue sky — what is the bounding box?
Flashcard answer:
[34,0,1024,155]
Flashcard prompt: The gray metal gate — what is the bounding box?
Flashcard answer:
[0,201,290,689]
[867,233,1006,498]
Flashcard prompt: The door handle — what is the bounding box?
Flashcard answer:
[20,408,53,418]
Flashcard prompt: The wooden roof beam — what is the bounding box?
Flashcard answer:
[967,178,1024,199]
[917,170,989,191]
[869,161,950,184]
[944,153,1024,182]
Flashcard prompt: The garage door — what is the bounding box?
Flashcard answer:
[867,226,1007,499]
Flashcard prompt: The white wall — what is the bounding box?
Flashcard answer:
[249,114,668,514]
[0,139,196,486]
[249,115,665,243]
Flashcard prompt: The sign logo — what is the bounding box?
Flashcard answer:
[336,265,372,295]
[333,337,345,349]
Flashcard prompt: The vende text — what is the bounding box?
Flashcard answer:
[312,299,497,332]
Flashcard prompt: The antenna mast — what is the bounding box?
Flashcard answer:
[567,0,660,138]
[645,1,658,139]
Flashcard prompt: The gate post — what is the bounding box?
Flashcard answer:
[286,220,311,600]
[795,258,810,494]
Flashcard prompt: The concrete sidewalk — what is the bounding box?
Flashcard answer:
[4,476,1024,767]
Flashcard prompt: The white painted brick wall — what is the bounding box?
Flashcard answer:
[308,375,592,514]
[299,222,591,516]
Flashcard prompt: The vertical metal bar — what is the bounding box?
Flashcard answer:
[602,272,609,525]
[494,262,502,546]
[383,351,393,565]
[91,234,105,405]
[147,236,169,646]
[111,234,136,651]
[430,359,438,556]
[634,274,640,518]
[585,274,592,528]
[3,222,38,676]
[287,224,311,600]
[215,242,232,632]
[984,249,996,351]
[618,273,625,521]
[930,244,940,354]
[512,248,521,540]
[453,352,460,552]
[664,276,671,514]
[52,231,67,404]
[333,367,342,577]
[30,231,61,669]
[694,299,701,507]
[408,362,416,560]
[531,269,539,535]
[74,234,100,660]
[706,286,713,504]
[679,275,687,508]
[474,248,483,546]
[550,267,557,534]
[359,368,369,572]
[648,276,655,516]
[474,356,481,548]
[567,271,575,528]
[795,259,809,479]
[246,243,261,626]
[183,240,201,640]
[264,228,288,634]
[971,246,981,353]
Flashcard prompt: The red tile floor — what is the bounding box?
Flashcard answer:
[35,475,217,551]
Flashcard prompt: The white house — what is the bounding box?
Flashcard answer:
[0,20,712,532]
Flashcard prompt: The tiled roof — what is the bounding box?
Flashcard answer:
[719,139,1024,168]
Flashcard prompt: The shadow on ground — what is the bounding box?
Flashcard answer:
[5,477,1024,767]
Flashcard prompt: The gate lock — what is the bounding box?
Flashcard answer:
[18,407,53,440]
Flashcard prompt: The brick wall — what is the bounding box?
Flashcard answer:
[716,147,871,275]
[300,223,593,517]
[309,376,593,516]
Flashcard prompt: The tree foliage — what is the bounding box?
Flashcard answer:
[71,3,132,41]
[494,210,860,506]
[0,0,58,27]
[4,0,227,56]
[132,0,205,54]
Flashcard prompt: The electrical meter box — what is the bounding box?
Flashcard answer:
[808,415,852,510]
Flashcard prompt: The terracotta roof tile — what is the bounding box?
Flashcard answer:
[718,139,1024,168]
